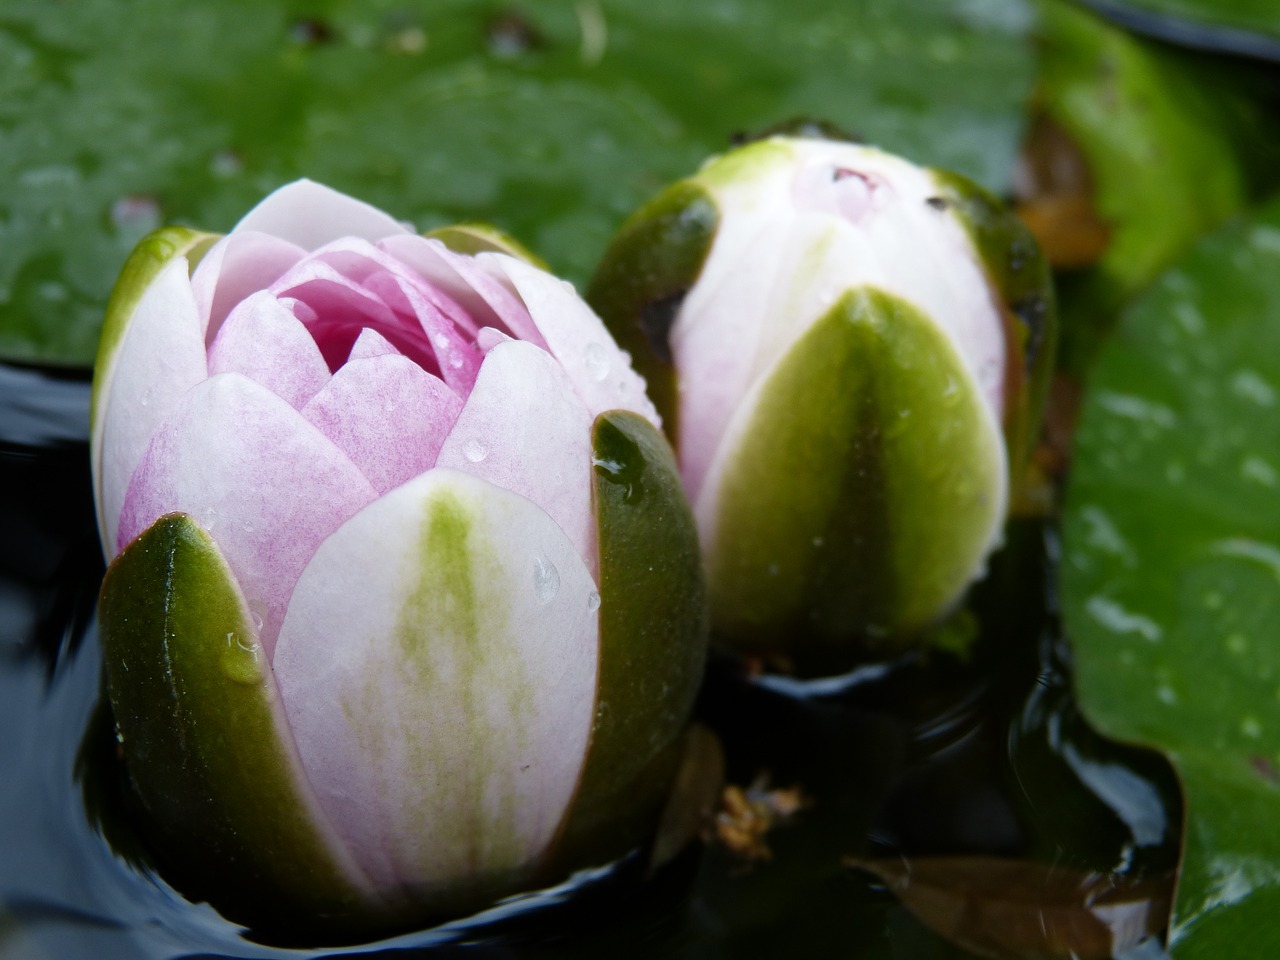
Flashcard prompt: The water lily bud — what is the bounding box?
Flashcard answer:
[90,181,707,933]
[589,137,1054,672]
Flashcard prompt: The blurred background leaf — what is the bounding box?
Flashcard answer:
[1063,196,1280,957]
[0,0,1035,367]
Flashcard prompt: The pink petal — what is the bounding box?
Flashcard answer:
[306,237,481,338]
[486,255,659,427]
[269,258,436,373]
[363,271,483,394]
[436,341,596,568]
[348,327,401,362]
[190,231,308,343]
[302,355,463,494]
[378,236,545,349]
[117,373,379,659]
[232,179,411,250]
[273,468,599,892]
[96,258,208,557]
[207,291,332,410]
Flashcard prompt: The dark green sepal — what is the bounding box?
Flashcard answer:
[586,182,720,442]
[709,287,1004,673]
[424,222,549,270]
[98,513,379,935]
[549,411,708,870]
[931,170,1058,485]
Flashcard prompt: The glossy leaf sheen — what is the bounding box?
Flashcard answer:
[850,856,1173,960]
[707,287,1004,671]
[1063,196,1280,957]
[0,0,1034,366]
[553,410,707,867]
[97,513,372,928]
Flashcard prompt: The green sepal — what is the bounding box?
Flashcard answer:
[90,227,218,431]
[550,411,708,869]
[931,169,1058,490]
[424,222,549,270]
[709,287,1005,673]
[98,513,378,933]
[586,182,719,442]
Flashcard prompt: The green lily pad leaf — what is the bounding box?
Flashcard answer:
[1033,0,1253,374]
[98,513,378,933]
[1062,196,1280,957]
[0,0,1034,366]
[1079,0,1280,54]
[553,410,707,868]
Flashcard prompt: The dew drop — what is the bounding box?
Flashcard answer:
[247,600,267,634]
[202,506,218,532]
[463,438,487,463]
[433,333,451,350]
[221,631,263,685]
[587,591,601,612]
[533,555,560,604]
[449,354,464,369]
[584,342,610,382]
[138,388,153,408]
[241,517,256,534]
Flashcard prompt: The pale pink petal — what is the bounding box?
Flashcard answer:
[348,327,401,362]
[476,326,512,352]
[377,236,545,348]
[486,255,658,427]
[117,373,378,658]
[190,231,308,342]
[232,179,411,250]
[302,356,463,494]
[207,291,331,410]
[273,469,599,893]
[96,258,208,557]
[436,341,595,566]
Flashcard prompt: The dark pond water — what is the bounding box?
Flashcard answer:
[1,362,1181,959]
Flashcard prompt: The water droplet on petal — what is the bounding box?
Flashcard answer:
[449,353,464,369]
[202,506,218,532]
[587,591,601,612]
[463,439,487,463]
[533,555,560,604]
[584,342,610,382]
[139,389,152,408]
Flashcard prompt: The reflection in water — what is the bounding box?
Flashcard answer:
[1,363,1180,959]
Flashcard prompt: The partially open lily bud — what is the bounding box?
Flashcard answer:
[90,181,707,933]
[589,137,1055,672]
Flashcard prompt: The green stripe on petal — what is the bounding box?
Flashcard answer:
[707,287,1007,672]
[552,411,708,868]
[98,513,376,932]
[90,227,217,433]
[587,183,720,438]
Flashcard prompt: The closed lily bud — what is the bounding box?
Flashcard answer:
[589,137,1055,672]
[91,181,707,932]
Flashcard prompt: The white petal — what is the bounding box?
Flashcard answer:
[436,341,595,567]
[96,258,208,557]
[207,291,331,409]
[233,180,411,250]
[190,231,307,342]
[272,469,599,894]
[117,373,379,658]
[488,255,660,427]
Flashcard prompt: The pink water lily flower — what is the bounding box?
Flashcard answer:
[90,181,706,932]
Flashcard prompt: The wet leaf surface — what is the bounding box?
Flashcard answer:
[1063,195,1280,957]
[849,856,1173,960]
[0,0,1035,366]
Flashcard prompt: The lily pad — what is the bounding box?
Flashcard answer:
[1031,0,1257,374]
[0,0,1035,366]
[1062,195,1280,956]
